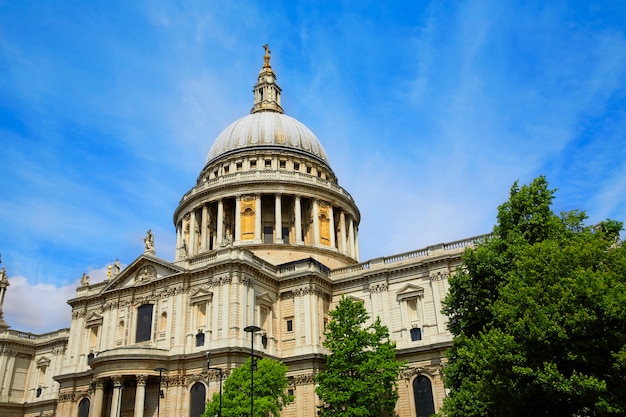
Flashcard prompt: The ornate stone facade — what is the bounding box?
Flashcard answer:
[0,49,488,417]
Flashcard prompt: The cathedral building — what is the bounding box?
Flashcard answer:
[0,48,484,417]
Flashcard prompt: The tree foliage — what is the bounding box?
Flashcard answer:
[202,357,293,417]
[441,176,626,416]
[316,296,405,417]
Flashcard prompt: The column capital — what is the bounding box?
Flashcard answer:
[111,375,124,386]
[93,378,105,390]
[136,374,148,386]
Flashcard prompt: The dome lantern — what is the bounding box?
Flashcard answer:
[251,44,284,114]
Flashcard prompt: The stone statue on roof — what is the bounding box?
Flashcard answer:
[144,230,155,254]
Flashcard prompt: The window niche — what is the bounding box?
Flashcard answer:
[85,312,103,351]
[256,292,275,349]
[189,288,213,339]
[397,284,425,341]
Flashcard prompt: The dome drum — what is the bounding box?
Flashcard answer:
[173,190,360,269]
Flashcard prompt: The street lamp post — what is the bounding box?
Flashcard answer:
[243,325,261,417]
[206,352,223,417]
[154,367,167,417]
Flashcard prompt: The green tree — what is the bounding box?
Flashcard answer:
[441,176,626,416]
[316,296,405,417]
[202,357,293,417]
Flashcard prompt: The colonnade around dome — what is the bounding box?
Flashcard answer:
[174,191,360,268]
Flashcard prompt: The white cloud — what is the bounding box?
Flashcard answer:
[2,264,118,334]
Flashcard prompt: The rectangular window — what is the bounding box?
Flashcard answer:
[288,389,294,397]
[410,327,422,341]
[279,160,286,169]
[265,159,272,168]
[264,226,273,244]
[286,319,293,332]
[282,227,290,244]
[306,166,312,174]
[294,162,300,171]
[236,162,243,171]
[136,304,154,343]
[223,165,230,174]
[250,160,257,168]
[196,332,205,346]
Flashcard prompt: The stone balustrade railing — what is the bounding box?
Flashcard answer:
[329,234,490,279]
[180,170,356,205]
[0,328,70,342]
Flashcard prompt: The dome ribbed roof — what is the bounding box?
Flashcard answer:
[206,112,329,164]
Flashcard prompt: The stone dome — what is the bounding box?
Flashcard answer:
[206,112,329,165]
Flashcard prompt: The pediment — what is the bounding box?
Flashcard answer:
[189,287,213,304]
[102,254,185,292]
[256,291,276,305]
[346,295,364,304]
[397,284,424,301]
[37,356,51,368]
[85,312,104,327]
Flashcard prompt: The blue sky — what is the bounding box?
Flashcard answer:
[1,1,625,333]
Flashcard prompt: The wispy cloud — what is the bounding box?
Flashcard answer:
[0,1,625,332]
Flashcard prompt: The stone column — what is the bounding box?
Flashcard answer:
[175,222,182,260]
[109,376,124,417]
[348,218,355,258]
[328,206,336,249]
[275,194,283,243]
[354,226,360,261]
[254,194,262,243]
[0,353,16,402]
[339,211,347,255]
[216,199,224,247]
[189,210,197,256]
[222,273,231,339]
[172,376,186,417]
[133,375,148,417]
[90,378,104,417]
[294,291,301,347]
[0,351,11,400]
[201,205,208,251]
[294,195,303,244]
[303,290,312,345]
[235,196,241,244]
[312,199,320,246]
[311,292,321,346]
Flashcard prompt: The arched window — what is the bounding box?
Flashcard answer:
[78,398,90,417]
[413,375,435,417]
[136,304,154,343]
[189,382,206,417]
